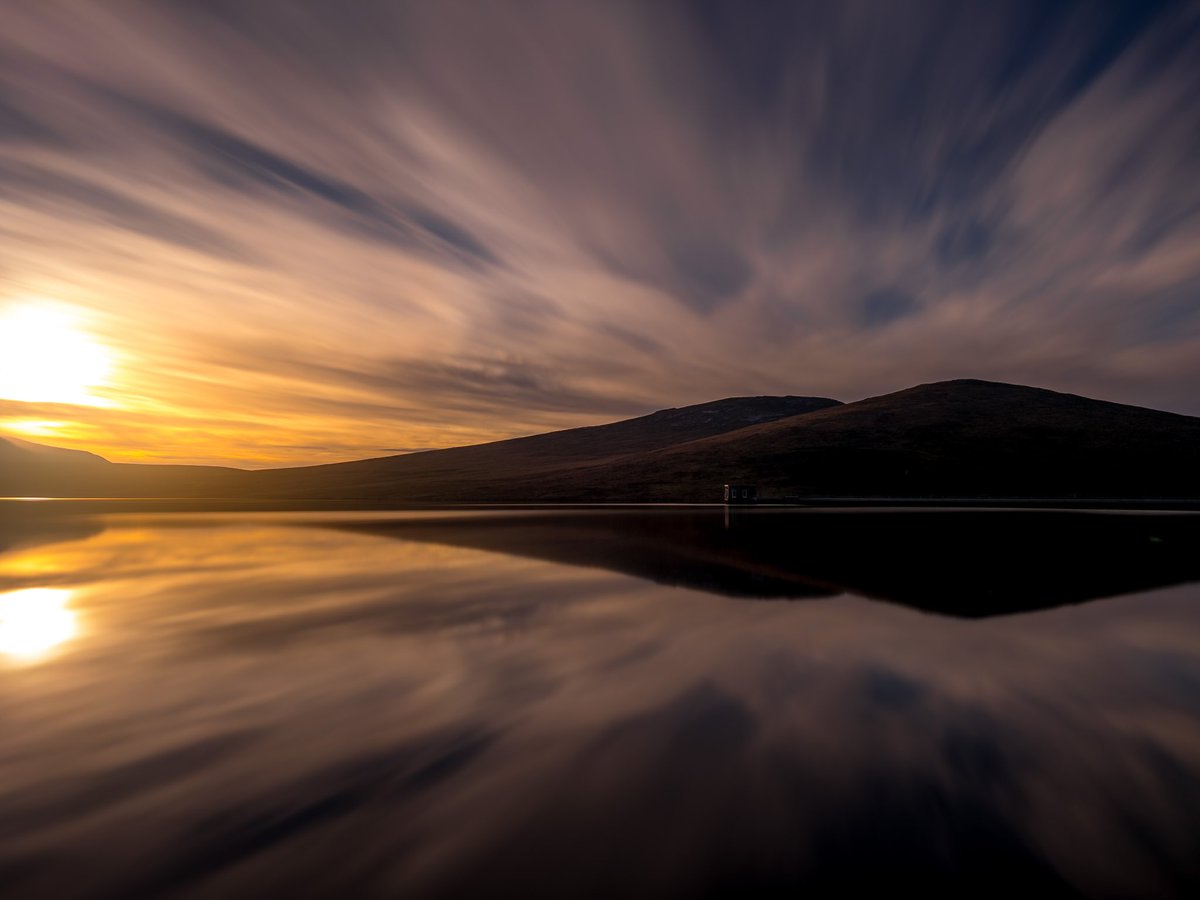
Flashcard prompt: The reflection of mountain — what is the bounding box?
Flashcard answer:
[329,508,1200,617]
[4,380,1200,501]
[0,512,104,556]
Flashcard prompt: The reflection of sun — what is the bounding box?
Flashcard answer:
[0,304,113,406]
[0,588,78,662]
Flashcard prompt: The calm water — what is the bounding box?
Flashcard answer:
[1,506,1198,898]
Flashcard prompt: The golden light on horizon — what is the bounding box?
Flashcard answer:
[0,304,115,407]
[6,420,69,437]
[0,588,79,662]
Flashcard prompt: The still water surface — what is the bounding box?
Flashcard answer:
[1,507,1198,898]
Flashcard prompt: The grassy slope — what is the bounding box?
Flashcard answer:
[244,395,842,500]
[524,380,1200,500]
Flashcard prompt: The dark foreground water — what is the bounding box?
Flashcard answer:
[1,506,1198,898]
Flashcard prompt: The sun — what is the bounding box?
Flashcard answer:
[0,303,114,406]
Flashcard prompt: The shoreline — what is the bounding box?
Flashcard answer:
[4,496,1200,516]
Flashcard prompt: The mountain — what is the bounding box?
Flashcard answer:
[542,379,1200,501]
[1,435,109,496]
[0,395,838,500]
[0,434,251,499]
[247,394,842,500]
[1,435,109,467]
[3,380,1198,502]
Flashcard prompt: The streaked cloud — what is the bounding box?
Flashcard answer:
[0,0,1197,465]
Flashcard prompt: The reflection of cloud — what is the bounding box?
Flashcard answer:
[0,2,1198,464]
[0,519,1197,895]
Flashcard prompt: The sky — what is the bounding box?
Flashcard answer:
[0,0,1198,467]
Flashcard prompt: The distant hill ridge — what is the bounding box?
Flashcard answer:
[3,380,1198,501]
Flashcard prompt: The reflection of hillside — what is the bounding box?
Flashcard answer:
[330,509,1200,617]
[0,514,105,556]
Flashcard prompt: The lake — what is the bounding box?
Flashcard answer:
[1,505,1198,898]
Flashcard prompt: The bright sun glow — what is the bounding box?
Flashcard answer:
[0,304,113,406]
[0,588,78,662]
